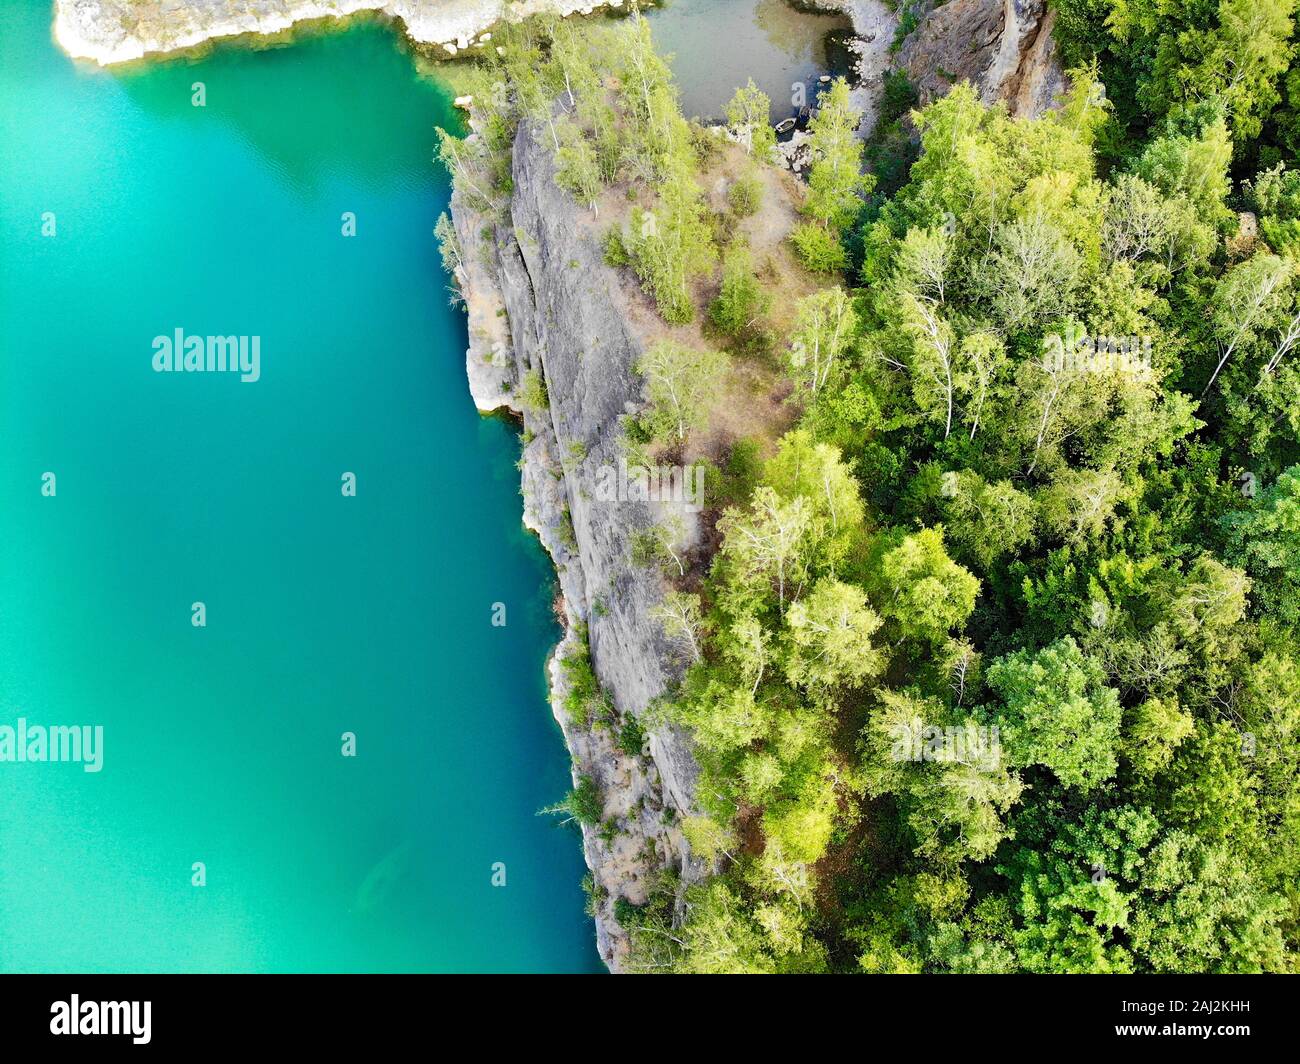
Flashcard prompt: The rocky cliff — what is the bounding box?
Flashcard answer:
[897,0,1065,117]
[450,122,708,971]
[54,0,629,65]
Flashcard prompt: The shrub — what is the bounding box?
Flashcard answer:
[518,367,548,412]
[618,715,647,757]
[728,173,763,217]
[790,222,849,274]
[603,225,630,267]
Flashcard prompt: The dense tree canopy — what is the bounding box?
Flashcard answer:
[443,8,1300,974]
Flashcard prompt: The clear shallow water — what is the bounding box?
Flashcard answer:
[645,0,852,121]
[0,3,599,972]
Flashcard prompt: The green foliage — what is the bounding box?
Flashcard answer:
[863,71,920,201]
[433,211,463,277]
[617,715,647,758]
[1054,0,1296,157]
[725,79,778,163]
[517,366,548,413]
[603,225,630,267]
[1247,164,1300,257]
[727,172,764,217]
[804,80,872,230]
[709,244,771,337]
[560,634,607,727]
[707,437,763,508]
[790,221,849,274]
[783,579,884,689]
[623,156,718,323]
[613,896,645,929]
[1223,466,1300,623]
[790,79,871,276]
[874,527,980,645]
[554,115,602,210]
[787,287,858,397]
[541,774,603,827]
[891,1,922,53]
[635,340,728,444]
[986,637,1123,791]
[458,10,1300,975]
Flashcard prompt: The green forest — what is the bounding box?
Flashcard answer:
[441,2,1300,973]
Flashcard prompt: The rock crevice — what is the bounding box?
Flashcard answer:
[897,0,1066,117]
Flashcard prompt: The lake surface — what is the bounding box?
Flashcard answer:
[0,1,597,973]
[0,0,839,973]
[645,0,852,120]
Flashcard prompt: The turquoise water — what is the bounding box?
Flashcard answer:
[0,3,599,972]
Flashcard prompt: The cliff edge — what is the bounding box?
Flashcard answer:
[450,121,711,971]
[897,0,1065,117]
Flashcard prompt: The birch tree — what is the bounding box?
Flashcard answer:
[717,487,813,611]
[903,295,957,439]
[783,579,884,689]
[652,590,707,663]
[789,286,857,398]
[725,79,777,163]
[1203,252,1293,396]
[636,340,726,443]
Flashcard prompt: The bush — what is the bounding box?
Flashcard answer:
[540,773,603,828]
[614,896,645,927]
[706,437,764,508]
[603,226,630,267]
[709,245,771,336]
[891,1,921,52]
[689,121,722,167]
[878,69,919,127]
[728,173,763,217]
[790,222,849,274]
[561,634,610,726]
[567,775,603,826]
[518,367,548,413]
[617,715,647,757]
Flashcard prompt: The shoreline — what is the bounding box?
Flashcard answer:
[53,0,631,67]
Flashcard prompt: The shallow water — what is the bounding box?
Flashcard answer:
[646,0,852,120]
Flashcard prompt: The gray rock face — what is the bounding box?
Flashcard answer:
[451,122,707,971]
[897,0,1065,117]
[795,0,1063,129]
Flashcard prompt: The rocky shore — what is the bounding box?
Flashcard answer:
[53,0,630,65]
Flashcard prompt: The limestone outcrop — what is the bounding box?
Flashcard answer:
[450,122,708,971]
